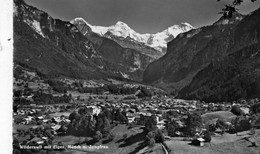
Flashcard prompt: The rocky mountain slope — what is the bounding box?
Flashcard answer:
[83,32,155,81]
[179,44,260,102]
[71,18,194,58]
[178,8,260,101]
[13,0,153,81]
[143,12,244,85]
[144,8,260,101]
[14,0,106,79]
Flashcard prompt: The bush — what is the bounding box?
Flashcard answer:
[231,105,243,116]
[166,120,179,137]
[250,103,260,114]
[46,79,68,93]
[148,138,155,147]
[216,119,229,130]
[146,131,155,140]
[93,131,102,142]
[203,131,211,142]
[137,87,152,98]
[232,116,251,133]
[250,113,260,128]
[154,129,165,143]
[144,115,157,132]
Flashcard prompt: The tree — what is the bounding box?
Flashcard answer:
[67,113,96,136]
[57,125,67,135]
[231,105,243,116]
[216,119,229,131]
[166,120,179,137]
[185,112,202,136]
[250,103,260,114]
[146,130,165,145]
[145,115,157,132]
[102,107,112,120]
[101,117,111,137]
[203,130,211,142]
[114,109,127,123]
[148,138,155,147]
[146,131,155,140]
[250,113,260,128]
[137,87,152,98]
[232,116,251,132]
[78,107,86,115]
[93,131,102,142]
[218,0,257,18]
[68,111,79,122]
[154,129,165,143]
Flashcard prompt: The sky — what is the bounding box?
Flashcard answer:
[24,0,260,33]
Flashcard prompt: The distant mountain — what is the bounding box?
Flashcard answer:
[82,32,155,81]
[143,8,260,96]
[71,18,194,58]
[13,0,154,81]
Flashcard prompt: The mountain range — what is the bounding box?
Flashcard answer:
[13,0,260,102]
[13,0,157,81]
[71,18,194,58]
[143,9,260,101]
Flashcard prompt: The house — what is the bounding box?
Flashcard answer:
[51,124,61,131]
[30,137,43,145]
[157,120,166,129]
[240,107,250,115]
[176,120,184,128]
[18,110,25,115]
[43,119,49,123]
[52,117,61,124]
[37,116,44,120]
[192,138,205,146]
[85,105,101,115]
[126,109,136,114]
[126,112,134,117]
[23,116,34,124]
[127,116,135,123]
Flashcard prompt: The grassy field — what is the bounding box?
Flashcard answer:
[53,124,148,154]
[164,129,260,154]
[68,90,138,102]
[49,112,71,118]
[202,111,237,124]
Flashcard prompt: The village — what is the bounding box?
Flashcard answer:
[12,68,260,154]
[13,90,260,154]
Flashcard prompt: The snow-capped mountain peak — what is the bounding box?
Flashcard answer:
[114,21,130,28]
[73,17,88,24]
[71,17,194,52]
[180,22,193,27]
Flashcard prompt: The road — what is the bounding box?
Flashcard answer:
[160,143,168,154]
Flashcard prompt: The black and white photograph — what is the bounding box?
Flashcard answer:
[4,0,260,153]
